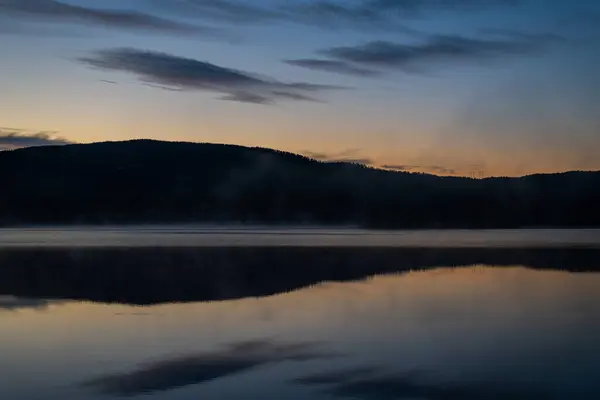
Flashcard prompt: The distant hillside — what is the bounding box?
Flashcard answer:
[1,140,599,228]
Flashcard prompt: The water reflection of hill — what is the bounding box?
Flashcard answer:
[0,247,598,305]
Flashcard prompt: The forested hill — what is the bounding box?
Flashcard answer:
[1,140,599,228]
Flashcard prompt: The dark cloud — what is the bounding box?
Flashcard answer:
[333,158,373,165]
[319,34,551,71]
[141,83,184,92]
[427,165,457,175]
[381,164,415,171]
[284,59,381,77]
[219,92,273,104]
[382,164,456,175]
[152,0,521,31]
[303,149,373,165]
[294,367,548,400]
[303,148,361,160]
[0,0,220,36]
[0,128,73,151]
[286,32,554,76]
[82,339,336,396]
[77,48,341,104]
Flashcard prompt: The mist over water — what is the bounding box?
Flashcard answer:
[1,227,600,247]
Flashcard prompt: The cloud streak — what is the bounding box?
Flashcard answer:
[288,32,554,77]
[327,34,547,66]
[153,0,522,31]
[77,48,342,104]
[0,0,220,36]
[0,128,73,151]
[303,149,373,165]
[284,59,381,77]
[382,164,456,175]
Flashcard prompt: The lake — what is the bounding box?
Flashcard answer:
[1,229,600,399]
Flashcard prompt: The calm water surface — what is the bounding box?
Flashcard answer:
[1,227,600,247]
[1,230,599,399]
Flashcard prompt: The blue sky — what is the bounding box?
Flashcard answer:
[1,0,599,176]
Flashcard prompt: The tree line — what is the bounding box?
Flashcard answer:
[1,140,598,227]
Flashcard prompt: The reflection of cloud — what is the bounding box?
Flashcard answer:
[83,339,336,396]
[0,295,54,311]
[294,368,548,399]
[0,0,220,36]
[293,367,380,385]
[78,48,342,104]
[0,128,73,151]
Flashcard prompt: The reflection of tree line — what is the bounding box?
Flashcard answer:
[1,141,599,227]
[0,247,598,305]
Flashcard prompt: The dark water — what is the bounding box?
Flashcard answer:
[1,243,600,399]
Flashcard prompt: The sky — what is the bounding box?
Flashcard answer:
[1,0,599,177]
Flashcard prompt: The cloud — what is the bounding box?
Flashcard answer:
[151,0,282,24]
[218,92,273,104]
[152,0,521,31]
[285,31,555,77]
[316,33,552,72]
[0,0,220,36]
[284,59,381,77]
[381,164,456,175]
[82,339,336,396]
[381,164,414,171]
[332,158,373,165]
[0,128,73,151]
[427,165,457,175]
[77,48,342,104]
[303,149,373,165]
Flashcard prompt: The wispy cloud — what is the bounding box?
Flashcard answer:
[152,0,522,31]
[288,32,554,76]
[77,48,342,104]
[327,34,549,66]
[0,0,221,36]
[0,127,73,151]
[151,0,281,24]
[303,149,373,165]
[284,59,381,77]
[381,164,415,172]
[382,164,456,175]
